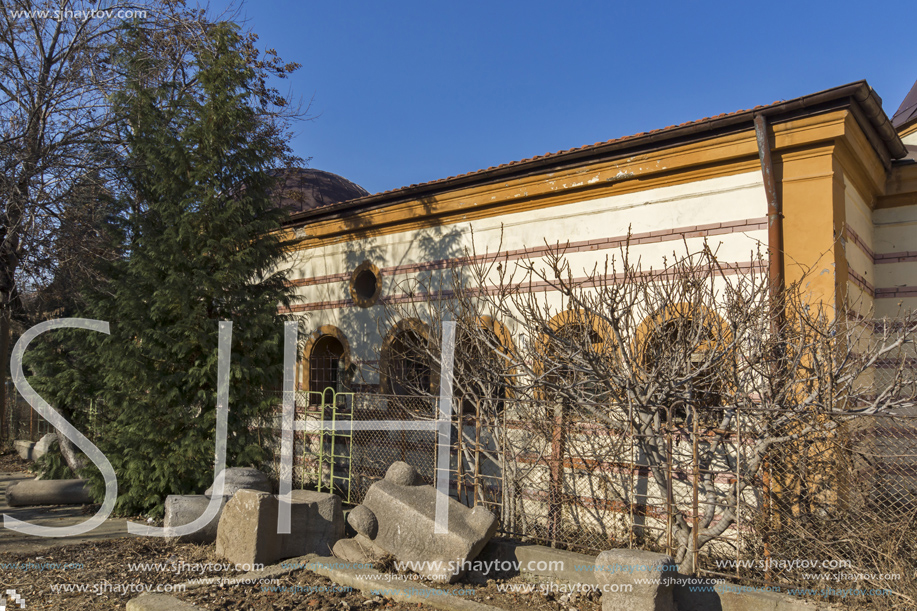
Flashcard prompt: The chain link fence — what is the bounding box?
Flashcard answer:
[6,385,914,607]
[264,392,916,608]
[261,391,440,505]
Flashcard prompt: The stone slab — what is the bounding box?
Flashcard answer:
[163,494,229,543]
[332,534,390,565]
[302,554,499,611]
[474,538,598,583]
[675,582,844,611]
[126,593,200,610]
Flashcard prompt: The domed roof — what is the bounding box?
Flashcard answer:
[270,168,370,214]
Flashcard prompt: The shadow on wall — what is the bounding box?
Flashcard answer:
[307,197,468,497]
[333,194,468,393]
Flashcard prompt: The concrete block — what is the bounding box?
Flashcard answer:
[5,478,92,506]
[33,433,58,460]
[357,461,498,582]
[215,490,280,566]
[163,494,229,543]
[126,593,200,610]
[13,440,34,461]
[594,549,677,611]
[205,467,271,496]
[279,490,344,557]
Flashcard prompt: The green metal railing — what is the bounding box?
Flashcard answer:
[314,389,354,503]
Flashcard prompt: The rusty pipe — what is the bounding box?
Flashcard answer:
[754,114,785,310]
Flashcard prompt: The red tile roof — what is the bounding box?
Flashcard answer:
[285,80,904,225]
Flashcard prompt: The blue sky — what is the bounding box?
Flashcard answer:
[218,1,915,195]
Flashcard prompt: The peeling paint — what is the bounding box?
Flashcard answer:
[587,175,600,184]
[606,170,635,182]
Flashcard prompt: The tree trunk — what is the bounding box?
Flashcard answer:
[57,432,86,476]
[0,310,8,443]
[55,405,86,476]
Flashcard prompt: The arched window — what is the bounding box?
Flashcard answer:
[380,319,433,396]
[537,310,615,404]
[636,305,729,416]
[454,317,514,415]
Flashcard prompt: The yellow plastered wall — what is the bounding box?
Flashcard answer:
[779,146,847,310]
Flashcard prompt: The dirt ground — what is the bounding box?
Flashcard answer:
[0,447,598,610]
[0,446,30,473]
[0,536,600,610]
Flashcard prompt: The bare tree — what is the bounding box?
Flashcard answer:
[374,233,917,573]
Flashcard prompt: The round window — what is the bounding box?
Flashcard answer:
[350,260,382,307]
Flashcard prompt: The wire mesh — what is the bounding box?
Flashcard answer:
[7,385,915,607]
[272,393,915,607]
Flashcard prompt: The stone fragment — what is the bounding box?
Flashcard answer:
[594,549,677,611]
[347,504,378,539]
[332,534,390,565]
[126,593,201,610]
[5,478,92,506]
[163,494,229,543]
[384,461,423,486]
[215,489,344,566]
[13,440,34,461]
[33,433,58,461]
[205,467,271,497]
[353,461,497,582]
[279,489,344,557]
[215,490,280,566]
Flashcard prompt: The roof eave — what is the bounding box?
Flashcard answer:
[284,81,905,227]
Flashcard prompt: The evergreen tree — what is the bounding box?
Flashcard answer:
[30,22,297,517]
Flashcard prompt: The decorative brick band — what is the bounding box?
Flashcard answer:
[280,260,763,313]
[845,224,917,298]
[848,268,875,297]
[845,224,876,261]
[843,223,917,264]
[285,216,769,300]
[875,286,917,299]
[875,252,917,264]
